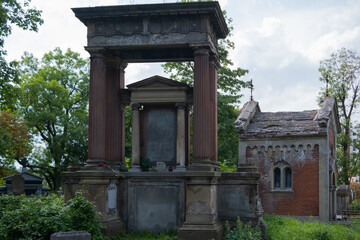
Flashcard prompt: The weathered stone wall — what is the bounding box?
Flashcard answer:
[245,143,320,216]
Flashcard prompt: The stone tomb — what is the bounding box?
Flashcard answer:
[63,2,264,239]
[126,75,192,171]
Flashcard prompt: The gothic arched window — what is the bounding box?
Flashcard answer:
[272,161,293,191]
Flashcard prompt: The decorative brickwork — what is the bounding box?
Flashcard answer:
[247,144,319,216]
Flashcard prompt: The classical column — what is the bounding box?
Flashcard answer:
[130,102,141,172]
[105,58,128,169]
[86,48,107,168]
[175,102,186,171]
[209,54,219,164]
[191,48,213,171]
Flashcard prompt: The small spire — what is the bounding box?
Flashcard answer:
[250,79,254,101]
[325,74,329,97]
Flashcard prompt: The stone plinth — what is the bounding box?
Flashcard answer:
[62,169,124,236]
[178,172,223,240]
[50,231,91,240]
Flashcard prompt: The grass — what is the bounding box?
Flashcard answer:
[263,214,360,240]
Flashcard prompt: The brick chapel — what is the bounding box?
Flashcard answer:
[235,97,340,221]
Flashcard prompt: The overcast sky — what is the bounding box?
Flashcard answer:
[4,0,360,113]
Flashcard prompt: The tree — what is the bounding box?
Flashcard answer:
[0,111,31,185]
[0,111,32,163]
[17,48,89,190]
[319,48,360,184]
[0,0,43,111]
[162,12,249,166]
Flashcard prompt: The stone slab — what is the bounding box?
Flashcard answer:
[50,231,91,240]
[146,108,176,165]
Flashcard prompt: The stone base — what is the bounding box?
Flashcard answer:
[187,159,218,171]
[101,219,125,236]
[178,222,223,240]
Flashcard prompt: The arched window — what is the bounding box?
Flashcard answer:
[285,168,292,188]
[274,168,281,188]
[272,161,293,191]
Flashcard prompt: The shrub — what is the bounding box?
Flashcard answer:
[350,199,360,210]
[223,218,262,240]
[0,192,104,240]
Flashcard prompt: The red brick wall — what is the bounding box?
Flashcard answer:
[250,144,319,216]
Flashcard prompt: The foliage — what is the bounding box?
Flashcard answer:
[0,192,104,240]
[0,111,32,165]
[140,157,150,171]
[16,48,90,190]
[0,0,43,110]
[0,166,16,186]
[219,160,237,172]
[263,214,360,240]
[162,11,249,165]
[223,218,262,240]
[350,199,360,210]
[318,48,360,185]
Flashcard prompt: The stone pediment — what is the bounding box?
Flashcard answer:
[4,172,44,183]
[127,75,191,90]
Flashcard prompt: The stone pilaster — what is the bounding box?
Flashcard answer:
[130,102,141,172]
[175,102,187,171]
[86,48,107,169]
[105,58,128,169]
[209,54,219,165]
[190,48,214,171]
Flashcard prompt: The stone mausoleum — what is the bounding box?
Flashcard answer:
[235,97,340,222]
[62,2,264,240]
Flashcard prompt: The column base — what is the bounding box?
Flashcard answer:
[174,166,186,172]
[178,221,223,240]
[129,164,142,172]
[83,159,111,171]
[187,159,218,171]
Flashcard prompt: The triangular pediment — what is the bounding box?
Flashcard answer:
[4,172,44,182]
[127,75,190,89]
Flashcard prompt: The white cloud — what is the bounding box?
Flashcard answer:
[256,17,282,37]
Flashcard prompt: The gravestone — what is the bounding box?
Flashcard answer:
[146,108,176,165]
[11,174,25,195]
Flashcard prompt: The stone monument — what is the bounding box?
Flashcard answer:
[63,2,263,239]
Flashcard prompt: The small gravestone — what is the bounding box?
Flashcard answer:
[155,162,167,172]
[107,182,117,215]
[50,231,91,240]
[11,174,25,195]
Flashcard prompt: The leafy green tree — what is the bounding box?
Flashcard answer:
[0,0,43,111]
[0,111,32,165]
[17,48,89,190]
[162,12,249,166]
[319,48,360,184]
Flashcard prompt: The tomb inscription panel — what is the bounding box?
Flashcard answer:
[145,108,176,165]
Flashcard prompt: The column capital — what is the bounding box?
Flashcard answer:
[193,47,210,56]
[175,102,187,109]
[209,54,220,68]
[130,102,141,110]
[105,57,128,70]
[187,104,193,111]
[85,47,106,59]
